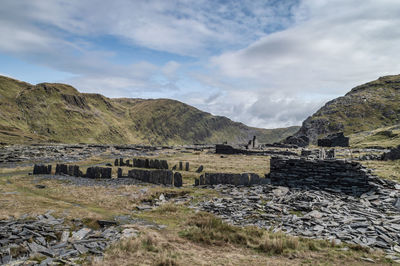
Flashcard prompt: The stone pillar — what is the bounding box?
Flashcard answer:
[199,175,205,185]
[174,172,183,187]
[179,161,183,170]
[118,168,122,178]
[46,165,52,175]
[185,162,190,171]
[196,165,203,173]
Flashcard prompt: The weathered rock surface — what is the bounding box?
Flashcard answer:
[317,132,349,147]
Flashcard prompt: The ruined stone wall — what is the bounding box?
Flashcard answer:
[33,164,52,175]
[127,169,182,187]
[194,172,268,186]
[269,157,372,195]
[34,164,112,179]
[115,157,169,169]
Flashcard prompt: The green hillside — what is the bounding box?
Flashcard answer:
[295,74,400,144]
[0,75,299,145]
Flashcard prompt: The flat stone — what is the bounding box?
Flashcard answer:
[70,228,91,241]
[74,244,89,254]
[136,205,153,211]
[121,228,139,239]
[303,210,323,219]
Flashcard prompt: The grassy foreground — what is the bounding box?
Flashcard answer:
[0,152,397,265]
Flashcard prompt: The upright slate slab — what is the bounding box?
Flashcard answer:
[174,172,183,187]
[117,168,123,178]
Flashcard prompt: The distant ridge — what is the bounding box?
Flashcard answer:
[0,75,299,145]
[294,74,400,144]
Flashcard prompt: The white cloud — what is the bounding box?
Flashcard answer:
[1,0,400,129]
[204,0,400,127]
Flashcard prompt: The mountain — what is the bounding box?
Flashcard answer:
[0,75,299,145]
[294,74,400,144]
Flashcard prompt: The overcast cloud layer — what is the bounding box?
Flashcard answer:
[0,0,399,128]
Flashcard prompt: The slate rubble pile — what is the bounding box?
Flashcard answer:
[0,213,135,265]
[0,144,168,167]
[0,145,110,166]
[194,181,400,256]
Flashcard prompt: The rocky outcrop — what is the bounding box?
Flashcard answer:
[317,132,349,147]
[282,135,309,147]
[294,75,400,144]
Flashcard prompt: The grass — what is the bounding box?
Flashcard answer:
[180,212,335,255]
[362,160,400,182]
[0,151,394,265]
[350,124,400,148]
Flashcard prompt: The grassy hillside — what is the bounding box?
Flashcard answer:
[0,75,298,145]
[350,124,400,148]
[295,74,400,143]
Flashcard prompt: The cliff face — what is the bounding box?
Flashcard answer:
[295,74,400,143]
[0,75,299,145]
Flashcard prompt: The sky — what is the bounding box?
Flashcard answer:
[1,0,400,129]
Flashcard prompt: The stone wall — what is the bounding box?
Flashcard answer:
[85,167,112,179]
[268,157,373,195]
[194,172,268,186]
[33,164,52,175]
[215,144,298,156]
[382,145,400,160]
[115,157,169,169]
[55,164,83,177]
[127,169,182,187]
